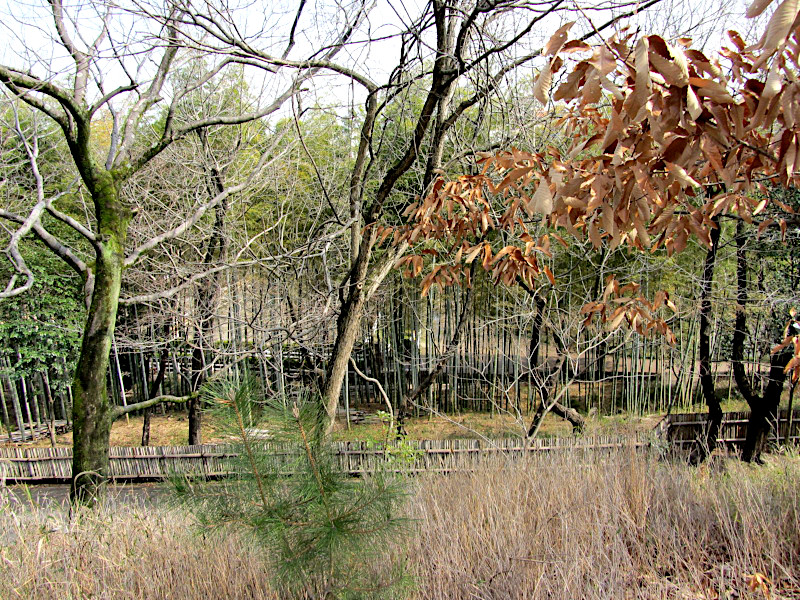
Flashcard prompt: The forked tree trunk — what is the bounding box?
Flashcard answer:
[517,282,585,436]
[731,220,790,464]
[741,349,791,462]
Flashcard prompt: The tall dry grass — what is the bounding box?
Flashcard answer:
[0,488,276,600]
[1,450,799,599]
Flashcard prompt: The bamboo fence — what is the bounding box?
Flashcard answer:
[1,434,650,483]
[5,409,800,483]
[659,408,800,449]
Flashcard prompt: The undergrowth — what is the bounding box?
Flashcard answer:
[1,447,799,599]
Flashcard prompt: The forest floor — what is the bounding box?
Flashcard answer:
[6,393,760,448]
[11,408,670,448]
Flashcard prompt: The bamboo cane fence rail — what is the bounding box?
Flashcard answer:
[2,410,799,483]
[656,408,800,449]
[0,434,651,483]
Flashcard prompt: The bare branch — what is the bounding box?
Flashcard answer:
[112,393,197,419]
[124,138,291,267]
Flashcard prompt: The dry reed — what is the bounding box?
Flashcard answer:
[1,450,799,599]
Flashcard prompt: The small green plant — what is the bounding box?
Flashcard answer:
[362,411,423,470]
[173,376,412,599]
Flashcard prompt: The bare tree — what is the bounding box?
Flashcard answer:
[0,0,369,502]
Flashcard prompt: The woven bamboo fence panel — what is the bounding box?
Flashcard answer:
[658,409,800,449]
[0,434,650,483]
[3,410,798,483]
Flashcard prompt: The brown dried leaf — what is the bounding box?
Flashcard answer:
[648,36,689,87]
[624,37,652,118]
[543,21,575,56]
[686,85,703,120]
[533,62,553,105]
[747,0,775,18]
[530,179,553,214]
[754,0,800,57]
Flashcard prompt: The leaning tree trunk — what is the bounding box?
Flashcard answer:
[693,217,722,464]
[70,181,129,503]
[321,223,379,435]
[321,283,368,435]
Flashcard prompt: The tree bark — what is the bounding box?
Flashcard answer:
[693,217,722,463]
[142,351,168,446]
[70,171,131,505]
[732,220,790,463]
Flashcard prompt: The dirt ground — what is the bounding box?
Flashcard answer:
[5,407,666,449]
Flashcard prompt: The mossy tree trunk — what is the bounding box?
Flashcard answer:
[70,170,131,503]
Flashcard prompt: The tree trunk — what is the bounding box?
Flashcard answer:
[528,294,546,373]
[516,281,585,436]
[732,221,757,404]
[527,356,586,437]
[528,394,585,436]
[70,251,124,503]
[732,220,790,463]
[403,268,475,414]
[70,174,129,505]
[189,179,228,445]
[189,347,205,444]
[142,351,168,446]
[321,283,368,434]
[189,276,219,444]
[320,218,379,435]
[741,348,791,462]
[693,217,722,464]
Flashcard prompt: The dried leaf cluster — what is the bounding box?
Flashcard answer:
[388,0,800,358]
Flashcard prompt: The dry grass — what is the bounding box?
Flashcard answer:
[0,491,275,600]
[2,451,799,599]
[409,451,800,599]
